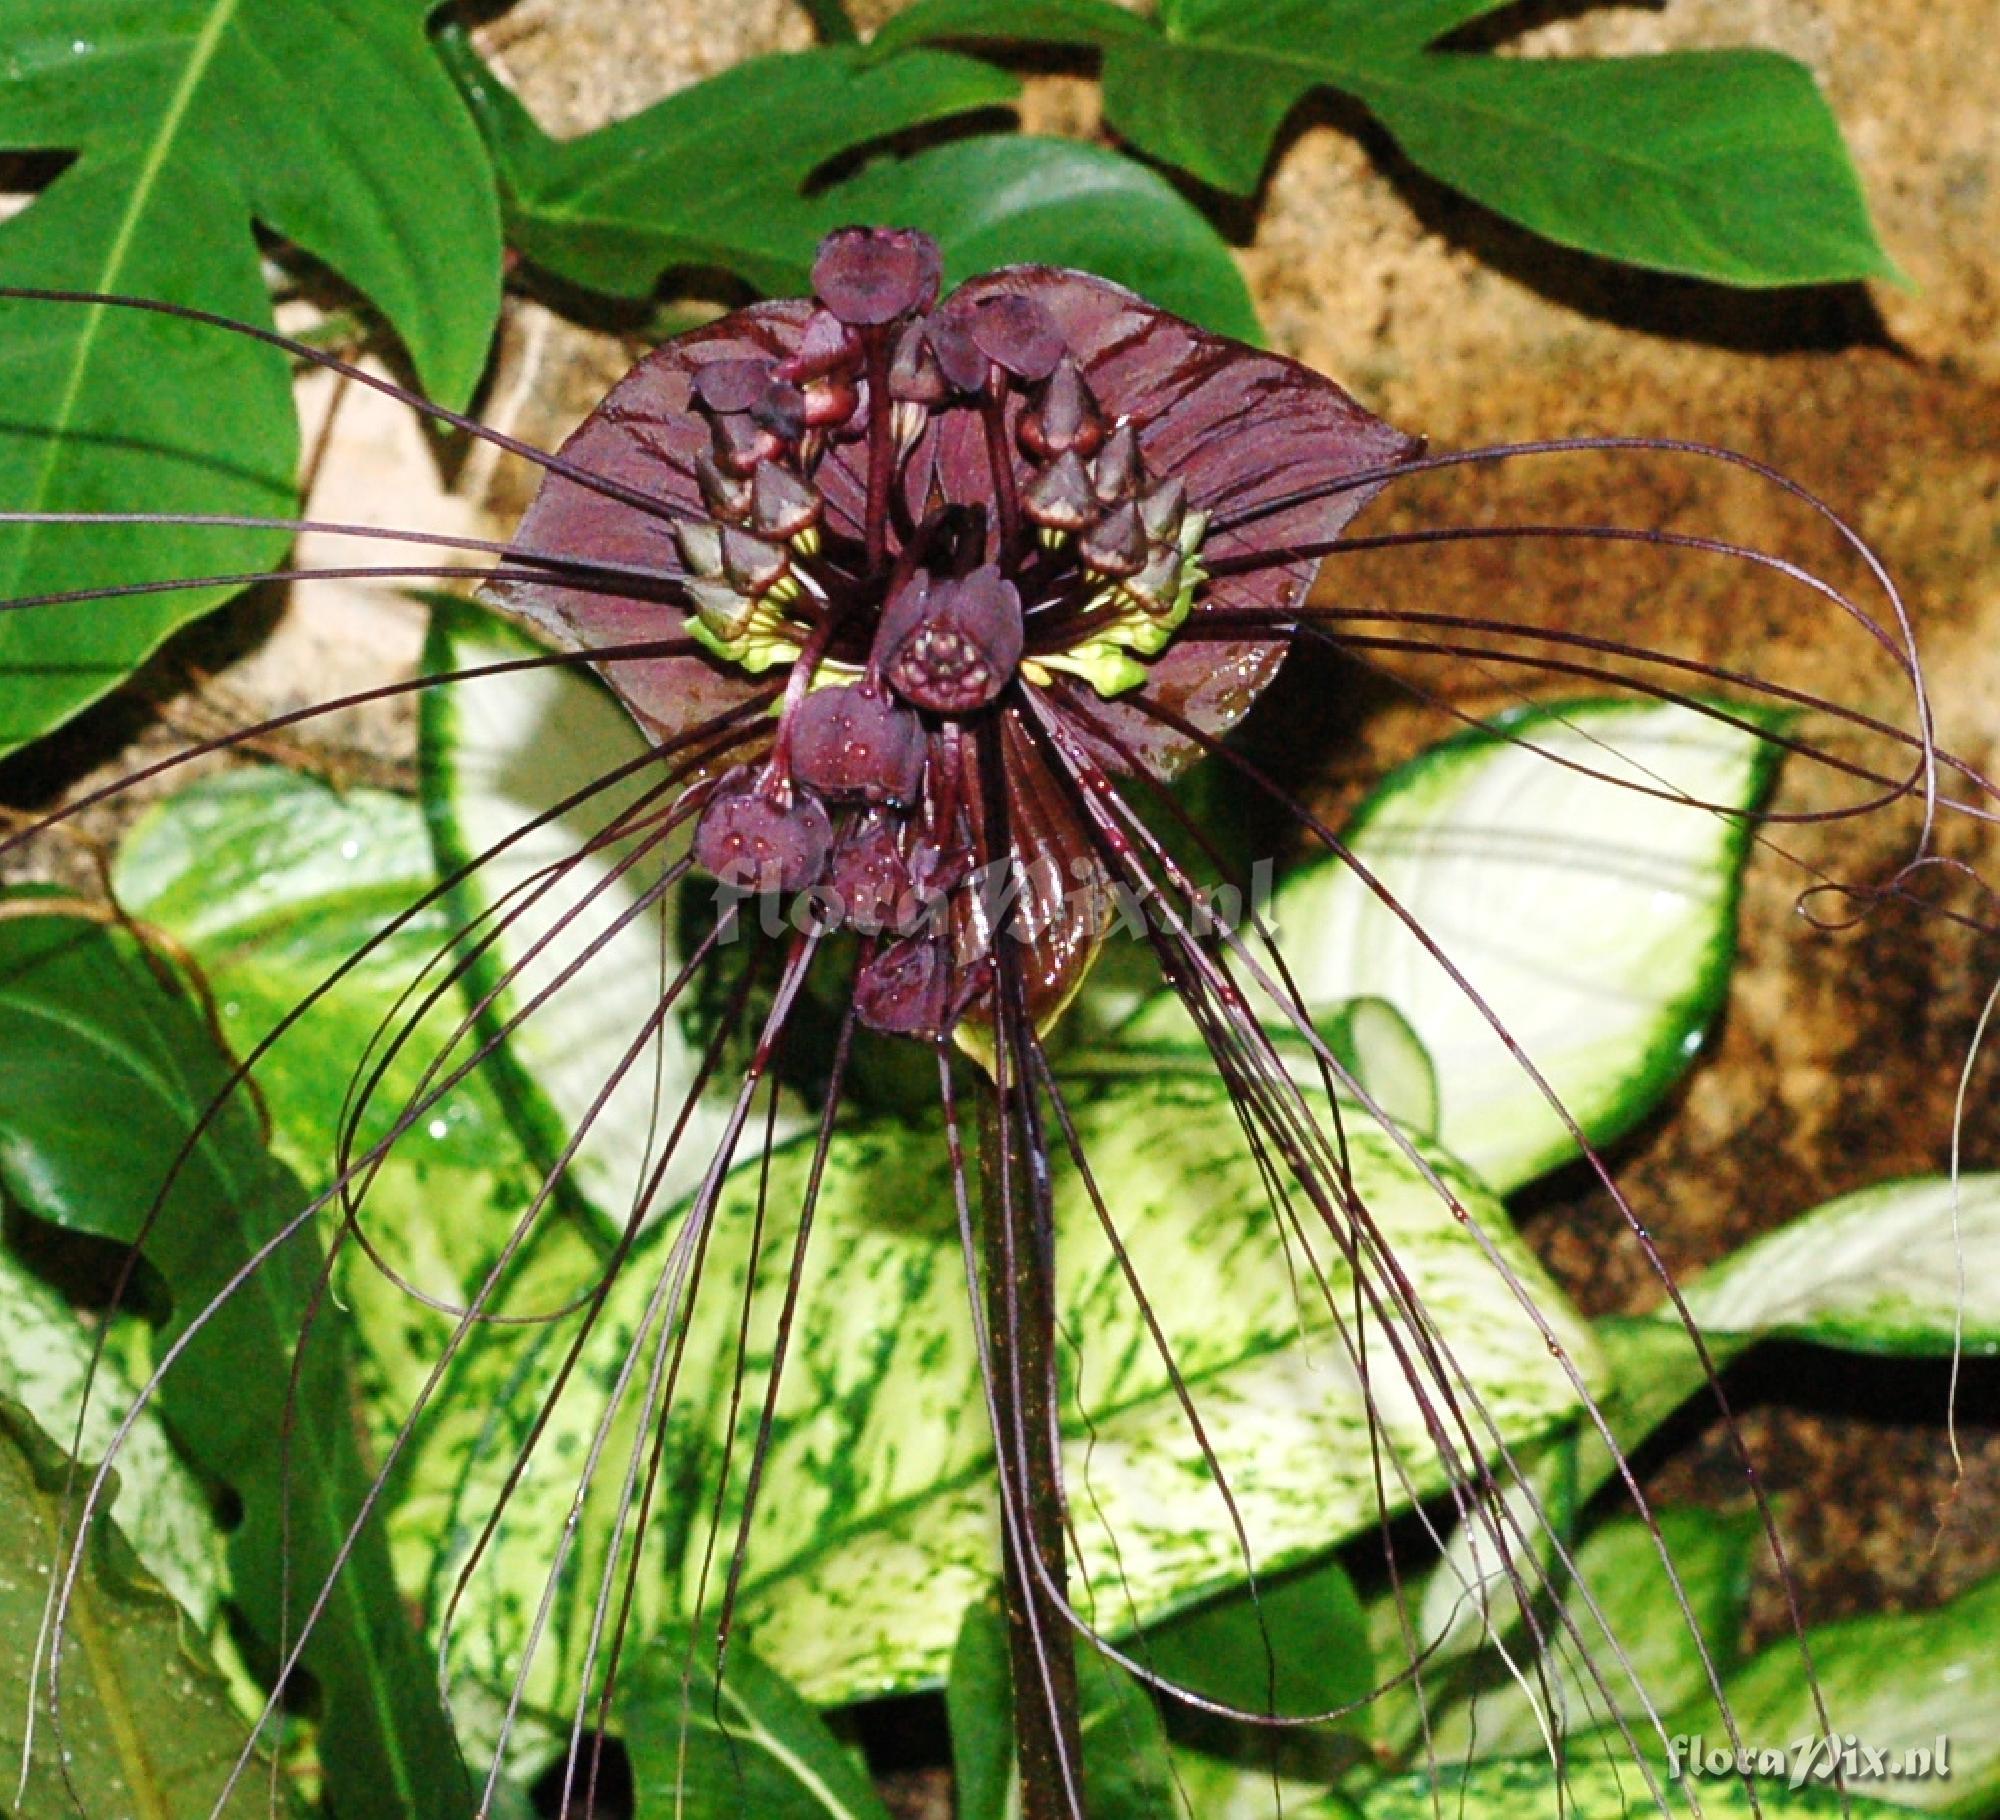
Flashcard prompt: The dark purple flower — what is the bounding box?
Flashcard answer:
[493,230,1418,1041]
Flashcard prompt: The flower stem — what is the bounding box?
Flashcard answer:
[976,1067,1083,1819]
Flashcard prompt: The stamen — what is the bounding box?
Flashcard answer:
[876,565,1025,713]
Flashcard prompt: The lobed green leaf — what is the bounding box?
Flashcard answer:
[0,0,501,754]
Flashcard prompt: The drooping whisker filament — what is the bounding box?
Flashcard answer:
[1001,695,1704,1783]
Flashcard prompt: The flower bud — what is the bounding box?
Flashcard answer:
[923,309,991,395]
[828,811,918,934]
[790,681,928,806]
[854,933,955,1038]
[966,294,1064,381]
[1019,356,1104,460]
[1022,449,1098,535]
[674,517,725,579]
[749,380,807,443]
[691,358,776,415]
[1138,475,1188,546]
[1079,500,1148,578]
[777,307,864,384]
[710,411,782,477]
[1091,421,1142,503]
[693,773,832,896]
[720,527,790,596]
[812,226,943,326]
[695,451,752,523]
[889,320,950,405]
[750,463,822,542]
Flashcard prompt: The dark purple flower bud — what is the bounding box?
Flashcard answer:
[695,450,752,522]
[800,377,859,430]
[1079,499,1148,578]
[828,811,918,934]
[875,565,1024,714]
[693,774,832,895]
[750,379,807,442]
[1123,545,1185,618]
[1022,449,1098,535]
[692,358,776,415]
[1091,421,1142,503]
[812,226,943,326]
[1137,474,1188,545]
[720,526,790,595]
[1096,420,1144,506]
[888,320,950,405]
[924,309,991,394]
[790,681,928,806]
[750,463,822,542]
[776,307,864,383]
[711,411,782,477]
[854,933,955,1039]
[674,517,725,578]
[967,294,1064,382]
[1019,355,1104,460]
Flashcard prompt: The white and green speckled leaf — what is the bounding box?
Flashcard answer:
[397,1075,1600,1714]
[420,602,802,1231]
[112,765,558,1461]
[113,766,523,1176]
[1126,698,1783,1195]
[1677,1173,2000,1357]
[0,1248,222,1630]
[1658,1571,2000,1817]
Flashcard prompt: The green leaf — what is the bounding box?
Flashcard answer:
[949,1591,1174,1820]
[1133,1556,1374,1722]
[419,602,803,1230]
[1345,51,1902,288]
[798,0,858,45]
[440,29,1016,299]
[1661,1572,2000,1817]
[622,1636,892,1820]
[1418,1505,1761,1766]
[399,1076,1599,1712]
[0,1396,271,1820]
[0,1245,222,1630]
[1130,698,1786,1196]
[112,767,516,1181]
[827,134,1261,342]
[110,762,560,1461]
[1359,1755,1911,1817]
[881,0,1895,284]
[0,907,469,1818]
[1676,1173,2000,1357]
[0,0,501,754]
[869,0,1152,60]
